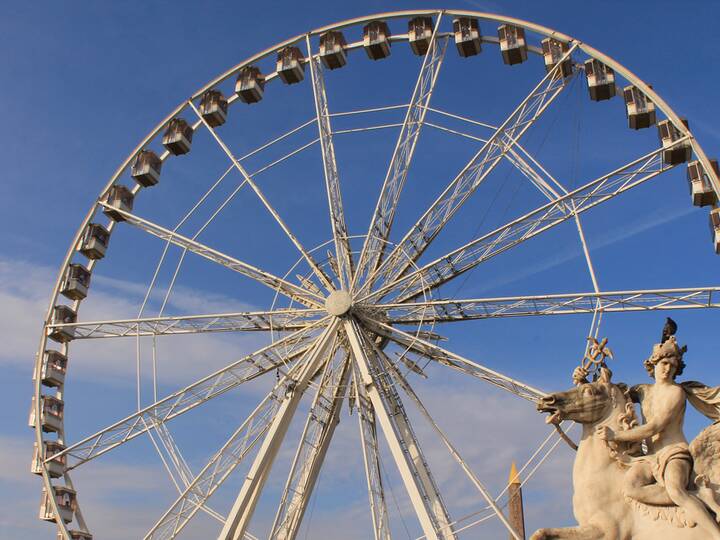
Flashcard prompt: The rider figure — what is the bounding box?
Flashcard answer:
[590,336,720,538]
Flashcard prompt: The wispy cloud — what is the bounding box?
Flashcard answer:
[472,203,695,294]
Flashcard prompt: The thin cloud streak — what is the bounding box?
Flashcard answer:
[470,203,695,295]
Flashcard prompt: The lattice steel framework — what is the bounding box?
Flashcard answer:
[32,9,719,540]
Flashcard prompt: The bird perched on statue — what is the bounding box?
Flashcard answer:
[661,317,678,344]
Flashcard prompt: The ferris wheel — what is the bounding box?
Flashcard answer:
[31,9,720,540]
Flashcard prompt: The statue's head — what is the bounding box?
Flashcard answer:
[537,368,628,426]
[643,336,686,382]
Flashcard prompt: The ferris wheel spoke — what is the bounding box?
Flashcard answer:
[350,359,392,540]
[344,318,457,540]
[219,321,340,540]
[50,308,324,339]
[358,43,579,297]
[51,321,327,469]
[270,350,351,540]
[378,351,523,540]
[373,286,720,323]
[354,17,449,288]
[189,101,336,293]
[144,419,227,525]
[364,145,679,304]
[98,203,325,308]
[144,360,304,540]
[306,37,353,289]
[360,318,545,402]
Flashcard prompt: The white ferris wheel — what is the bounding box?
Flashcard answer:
[31,9,720,540]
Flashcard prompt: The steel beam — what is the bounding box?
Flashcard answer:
[49,308,325,339]
[344,319,456,540]
[361,318,545,402]
[99,202,324,309]
[270,352,351,539]
[51,323,325,468]
[306,36,353,288]
[355,16,448,287]
[359,44,578,297]
[219,321,340,540]
[365,147,677,304]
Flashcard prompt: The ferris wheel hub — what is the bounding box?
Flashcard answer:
[324,290,353,316]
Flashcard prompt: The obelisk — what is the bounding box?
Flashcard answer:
[507,461,526,540]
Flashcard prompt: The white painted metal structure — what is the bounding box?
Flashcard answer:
[32,9,720,540]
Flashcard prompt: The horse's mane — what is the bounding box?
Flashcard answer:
[606,381,644,465]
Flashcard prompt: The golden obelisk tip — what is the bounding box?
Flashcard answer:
[509,461,521,485]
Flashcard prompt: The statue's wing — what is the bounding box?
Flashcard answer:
[690,422,720,485]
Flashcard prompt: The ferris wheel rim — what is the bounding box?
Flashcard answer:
[33,9,720,540]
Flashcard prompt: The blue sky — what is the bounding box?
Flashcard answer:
[2,1,720,539]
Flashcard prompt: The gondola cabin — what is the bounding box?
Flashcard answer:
[363,21,391,60]
[584,59,616,101]
[453,18,481,57]
[102,185,134,222]
[199,90,228,128]
[29,395,65,433]
[658,119,691,165]
[32,440,66,478]
[277,47,305,84]
[39,485,76,524]
[498,24,527,65]
[408,16,433,56]
[130,150,162,187]
[66,531,93,540]
[541,38,572,78]
[60,263,91,301]
[319,31,347,69]
[41,350,68,388]
[79,223,110,260]
[162,118,193,155]
[687,159,719,207]
[48,305,77,343]
[235,66,265,103]
[710,208,720,254]
[623,85,656,130]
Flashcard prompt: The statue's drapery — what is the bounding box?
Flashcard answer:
[683,381,720,422]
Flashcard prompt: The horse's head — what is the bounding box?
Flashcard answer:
[537,369,629,427]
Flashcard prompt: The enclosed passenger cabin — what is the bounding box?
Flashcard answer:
[162,118,193,155]
[48,305,77,343]
[276,47,305,84]
[363,21,391,60]
[39,485,76,523]
[41,350,68,388]
[60,264,91,301]
[498,24,527,65]
[658,119,691,165]
[199,90,228,128]
[29,395,65,433]
[623,85,656,130]
[584,59,616,101]
[541,38,573,78]
[453,18,481,57]
[687,159,719,207]
[65,531,93,540]
[130,150,162,187]
[102,185,134,222]
[710,208,720,254]
[79,223,110,260]
[32,440,66,479]
[235,66,265,103]
[408,16,433,56]
[319,31,347,70]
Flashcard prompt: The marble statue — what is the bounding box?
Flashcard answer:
[532,321,720,540]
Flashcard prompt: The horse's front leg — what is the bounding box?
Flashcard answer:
[530,524,605,540]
